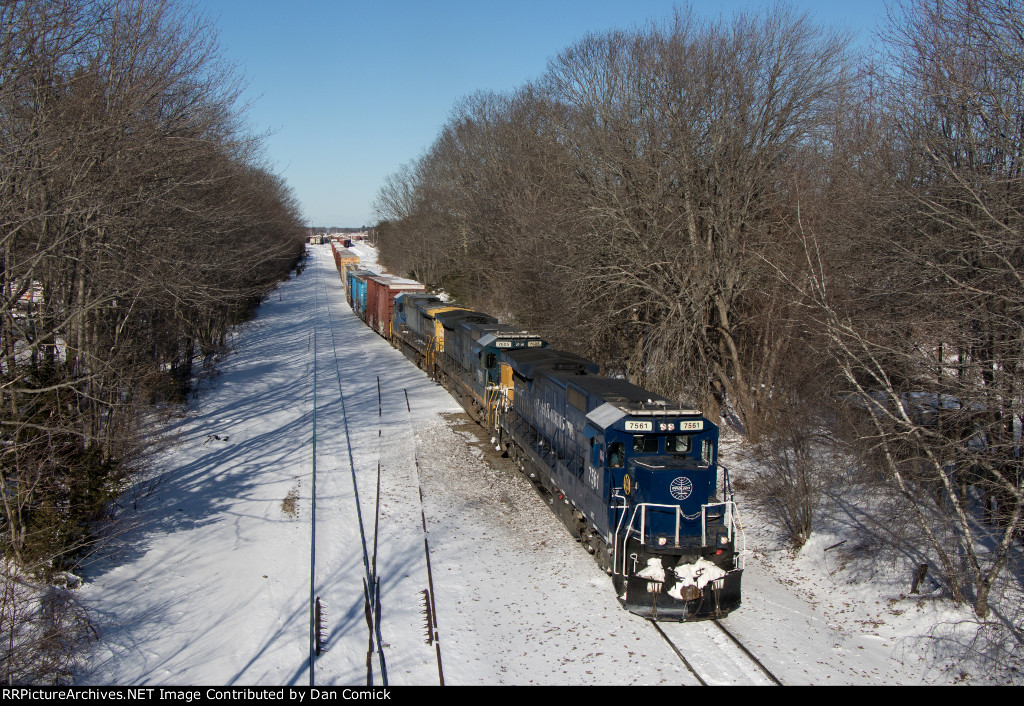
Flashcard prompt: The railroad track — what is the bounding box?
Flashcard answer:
[309,247,387,685]
[309,245,447,686]
[652,618,783,686]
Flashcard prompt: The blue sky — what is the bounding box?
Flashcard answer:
[195,1,891,227]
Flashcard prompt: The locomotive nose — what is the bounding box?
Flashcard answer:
[628,458,714,521]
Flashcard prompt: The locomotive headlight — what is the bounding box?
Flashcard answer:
[657,537,668,546]
[719,535,729,546]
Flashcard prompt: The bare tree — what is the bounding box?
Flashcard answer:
[0,0,305,681]
[536,6,853,434]
[805,0,1024,619]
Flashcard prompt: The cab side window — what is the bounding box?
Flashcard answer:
[702,439,714,465]
[608,442,624,468]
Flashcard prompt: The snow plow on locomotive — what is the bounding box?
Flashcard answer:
[332,250,744,620]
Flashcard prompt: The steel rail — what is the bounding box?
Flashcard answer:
[712,619,783,686]
[650,621,708,686]
[652,618,784,686]
[308,250,319,685]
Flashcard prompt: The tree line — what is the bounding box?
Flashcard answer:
[1,0,306,681]
[374,0,1024,626]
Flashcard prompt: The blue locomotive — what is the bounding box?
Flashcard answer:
[344,269,743,620]
[494,348,743,619]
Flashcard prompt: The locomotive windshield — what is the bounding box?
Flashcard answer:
[667,435,692,453]
[618,432,700,459]
[632,435,658,453]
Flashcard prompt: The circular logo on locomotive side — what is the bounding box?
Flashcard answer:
[670,476,693,501]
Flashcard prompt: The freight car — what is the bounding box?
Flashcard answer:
[346,269,375,317]
[365,275,425,338]
[334,252,743,620]
[330,241,360,276]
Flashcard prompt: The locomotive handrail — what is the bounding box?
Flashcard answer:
[696,497,745,569]
[700,500,735,547]
[485,384,502,429]
[615,503,684,576]
[611,490,628,576]
[425,334,437,374]
[615,500,744,576]
[719,463,736,502]
[727,501,747,569]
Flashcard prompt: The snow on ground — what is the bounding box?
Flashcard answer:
[721,437,1024,686]
[75,243,1020,686]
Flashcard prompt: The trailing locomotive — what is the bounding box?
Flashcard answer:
[333,248,743,620]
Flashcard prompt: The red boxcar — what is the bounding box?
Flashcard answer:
[366,275,425,339]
